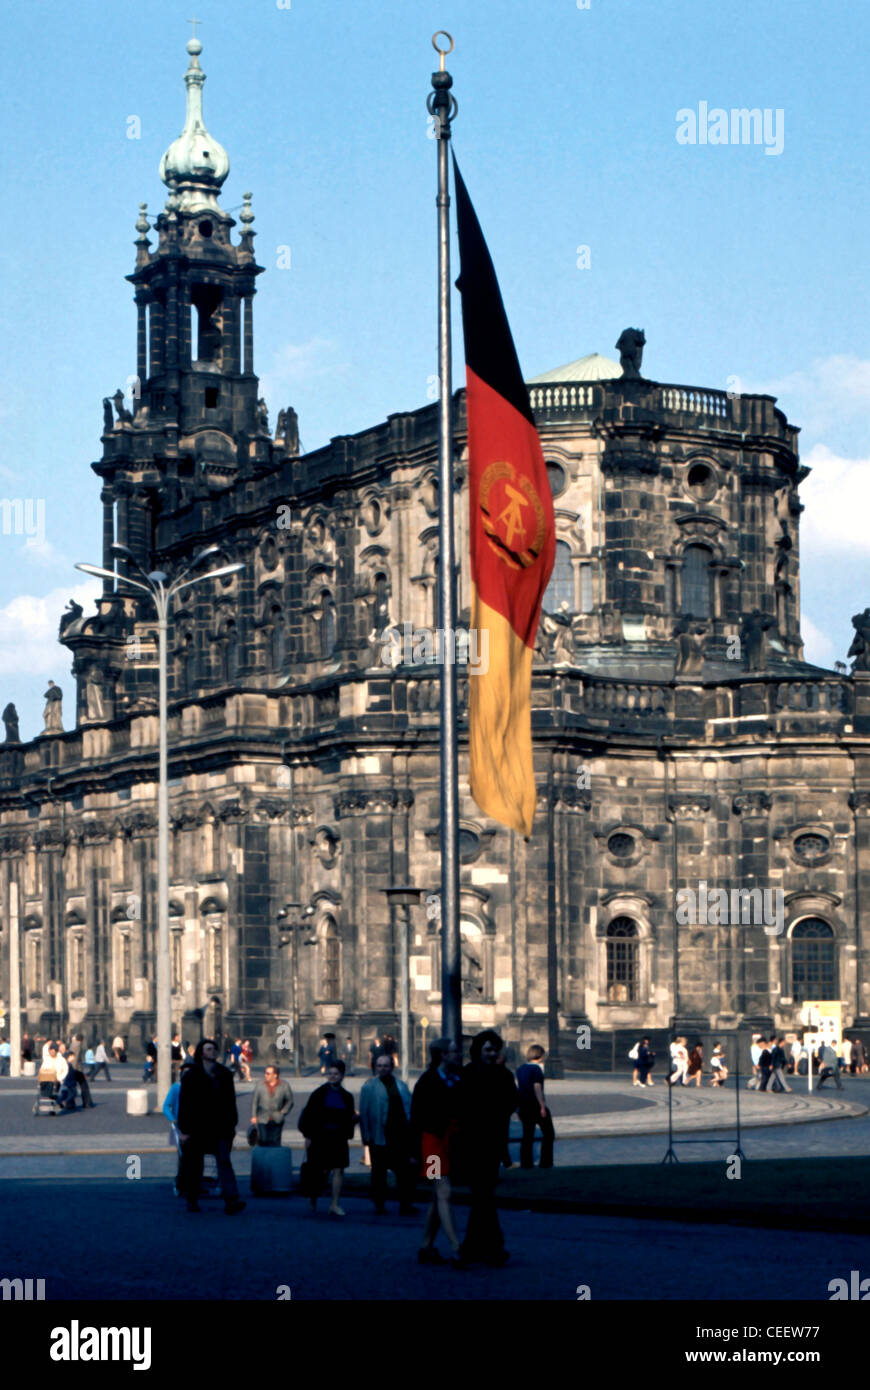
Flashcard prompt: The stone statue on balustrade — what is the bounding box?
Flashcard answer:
[275,406,300,456]
[256,397,270,434]
[2,702,20,743]
[59,598,84,636]
[615,327,646,380]
[112,389,133,425]
[102,398,114,433]
[674,620,707,678]
[848,609,870,673]
[42,680,64,734]
[742,609,775,672]
[541,605,576,665]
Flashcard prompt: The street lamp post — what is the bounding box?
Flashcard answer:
[75,544,244,1107]
[383,886,423,1085]
[277,903,315,1077]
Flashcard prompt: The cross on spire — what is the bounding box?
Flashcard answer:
[188,16,202,39]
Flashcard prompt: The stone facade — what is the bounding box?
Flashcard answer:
[2,42,868,1066]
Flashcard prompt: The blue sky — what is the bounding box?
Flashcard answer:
[0,0,867,738]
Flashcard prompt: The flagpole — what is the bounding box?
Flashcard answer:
[429,33,462,1050]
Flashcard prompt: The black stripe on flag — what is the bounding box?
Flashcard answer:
[452,154,535,428]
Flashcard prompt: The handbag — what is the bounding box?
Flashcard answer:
[628,1043,640,1061]
[247,1123,259,1147]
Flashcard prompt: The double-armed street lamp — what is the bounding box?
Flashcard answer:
[276,902,316,1077]
[75,543,245,1106]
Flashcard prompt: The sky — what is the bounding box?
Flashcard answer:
[0,0,867,739]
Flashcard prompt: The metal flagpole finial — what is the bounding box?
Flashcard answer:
[431,30,454,72]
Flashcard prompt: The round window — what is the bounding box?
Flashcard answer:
[546,462,567,498]
[793,832,830,863]
[607,832,635,859]
[198,219,213,238]
[685,462,717,502]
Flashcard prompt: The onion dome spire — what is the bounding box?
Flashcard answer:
[158,35,229,214]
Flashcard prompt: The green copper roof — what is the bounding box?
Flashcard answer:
[528,352,622,384]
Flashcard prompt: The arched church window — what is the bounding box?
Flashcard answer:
[320,916,340,1001]
[373,572,390,634]
[680,545,712,618]
[606,916,638,1002]
[791,918,836,1001]
[543,541,574,614]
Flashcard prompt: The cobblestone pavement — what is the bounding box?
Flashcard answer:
[0,1178,865,1301]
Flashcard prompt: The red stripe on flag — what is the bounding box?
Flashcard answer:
[467,368,555,650]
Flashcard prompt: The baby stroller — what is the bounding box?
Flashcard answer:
[33,1072,60,1116]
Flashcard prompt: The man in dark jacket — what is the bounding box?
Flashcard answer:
[458,1030,518,1267]
[757,1038,773,1092]
[177,1038,246,1214]
[770,1037,792,1093]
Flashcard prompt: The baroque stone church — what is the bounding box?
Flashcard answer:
[2,38,868,1067]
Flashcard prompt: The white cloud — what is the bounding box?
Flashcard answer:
[751,354,870,448]
[799,443,870,554]
[259,337,348,412]
[800,612,837,669]
[0,580,101,678]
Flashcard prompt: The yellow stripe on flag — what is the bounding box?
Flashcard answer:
[469,587,536,836]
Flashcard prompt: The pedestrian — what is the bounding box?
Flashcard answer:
[629,1039,642,1086]
[790,1037,803,1075]
[358,1052,416,1215]
[687,1043,704,1087]
[381,1033,398,1069]
[240,1040,253,1082]
[847,1037,858,1076]
[171,1032,183,1081]
[176,1038,246,1215]
[0,1037,10,1077]
[709,1043,728,1087]
[163,1060,194,1195]
[840,1038,852,1075]
[412,1038,464,1266]
[637,1037,656,1086]
[770,1037,792,1093]
[143,1035,157,1083]
[21,1033,33,1063]
[89,1040,112,1083]
[111,1033,126,1063]
[757,1038,773,1091]
[298,1060,357,1216]
[368,1036,382,1073]
[747,1035,763,1089]
[668,1037,689,1086]
[854,1037,868,1074]
[817,1040,844,1090]
[317,1035,337,1075]
[41,1044,69,1094]
[250,1064,293,1146]
[229,1038,243,1078]
[67,1035,95,1108]
[458,1030,518,1267]
[343,1036,356,1077]
[516,1044,555,1169]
